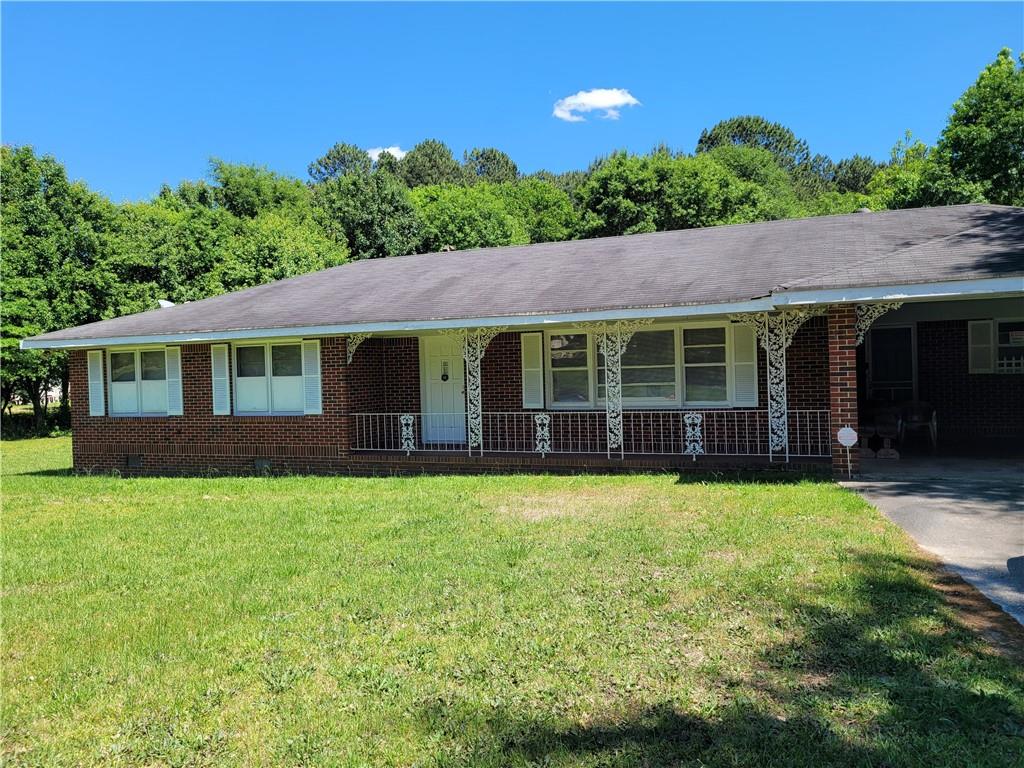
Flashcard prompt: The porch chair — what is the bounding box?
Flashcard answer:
[899,401,938,452]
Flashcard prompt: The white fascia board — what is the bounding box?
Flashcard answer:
[773,276,1024,306]
[19,297,779,350]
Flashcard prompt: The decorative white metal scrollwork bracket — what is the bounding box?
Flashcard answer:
[683,412,704,461]
[576,319,654,458]
[855,302,904,346]
[443,327,507,455]
[399,413,416,455]
[728,307,826,462]
[534,413,551,457]
[346,332,371,364]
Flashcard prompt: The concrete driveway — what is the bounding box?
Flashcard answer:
[845,457,1024,625]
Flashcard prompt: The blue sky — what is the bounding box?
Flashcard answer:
[3,2,1020,202]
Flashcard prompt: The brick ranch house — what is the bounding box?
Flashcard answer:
[23,204,1024,477]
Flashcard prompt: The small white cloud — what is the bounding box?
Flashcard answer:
[367,146,407,162]
[553,88,640,123]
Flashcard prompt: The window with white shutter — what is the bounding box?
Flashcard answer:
[165,347,183,416]
[968,320,994,374]
[87,350,105,416]
[520,332,545,408]
[210,344,231,415]
[302,340,322,415]
[731,324,758,407]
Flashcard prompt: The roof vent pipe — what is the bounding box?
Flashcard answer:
[157,299,175,308]
[857,207,872,213]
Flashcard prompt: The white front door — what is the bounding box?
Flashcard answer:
[421,336,466,444]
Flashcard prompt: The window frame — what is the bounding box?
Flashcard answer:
[544,331,595,408]
[596,327,682,407]
[231,340,307,416]
[106,346,171,417]
[995,317,1024,375]
[543,321,741,410]
[680,322,732,408]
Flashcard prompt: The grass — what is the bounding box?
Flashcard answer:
[2,438,1022,767]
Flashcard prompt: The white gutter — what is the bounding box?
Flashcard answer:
[772,276,1024,307]
[18,276,1024,350]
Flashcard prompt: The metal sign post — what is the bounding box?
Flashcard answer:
[837,426,858,479]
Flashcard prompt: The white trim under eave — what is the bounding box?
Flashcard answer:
[19,275,1024,350]
[19,297,780,349]
[773,276,1024,307]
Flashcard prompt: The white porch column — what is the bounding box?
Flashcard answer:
[584,320,652,459]
[446,327,506,456]
[729,308,826,461]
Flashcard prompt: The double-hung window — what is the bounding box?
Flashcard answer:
[968,318,1024,374]
[597,330,678,404]
[681,327,729,404]
[996,319,1024,374]
[541,323,751,408]
[107,348,182,416]
[548,333,592,405]
[234,342,306,414]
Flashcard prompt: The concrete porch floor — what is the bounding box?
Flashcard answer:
[845,456,1024,625]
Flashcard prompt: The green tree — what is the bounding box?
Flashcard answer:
[697,115,811,169]
[463,147,518,184]
[312,169,421,259]
[209,159,308,218]
[216,211,347,291]
[410,184,529,252]
[399,139,465,187]
[1,146,118,425]
[496,179,579,243]
[308,142,372,183]
[702,145,806,219]
[935,48,1024,205]
[833,154,883,194]
[867,133,986,210]
[576,152,660,236]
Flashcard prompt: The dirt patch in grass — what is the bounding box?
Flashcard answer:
[491,487,649,521]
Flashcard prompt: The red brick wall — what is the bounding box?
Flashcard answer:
[70,338,350,475]
[786,316,829,410]
[917,320,1024,440]
[827,306,859,475]
[69,325,833,475]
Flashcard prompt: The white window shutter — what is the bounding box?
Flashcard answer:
[520,332,545,408]
[210,344,231,415]
[968,320,995,373]
[87,350,105,416]
[301,340,322,415]
[164,347,183,415]
[731,324,759,407]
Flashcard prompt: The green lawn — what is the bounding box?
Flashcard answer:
[3,438,1022,767]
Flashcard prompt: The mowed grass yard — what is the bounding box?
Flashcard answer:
[2,439,1022,767]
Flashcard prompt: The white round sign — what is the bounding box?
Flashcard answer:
[837,426,858,448]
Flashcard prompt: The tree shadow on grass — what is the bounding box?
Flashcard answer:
[413,551,1024,767]
[8,467,73,477]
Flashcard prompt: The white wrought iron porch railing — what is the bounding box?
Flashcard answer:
[351,409,831,459]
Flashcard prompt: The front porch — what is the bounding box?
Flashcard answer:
[342,295,1022,475]
[343,305,855,472]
